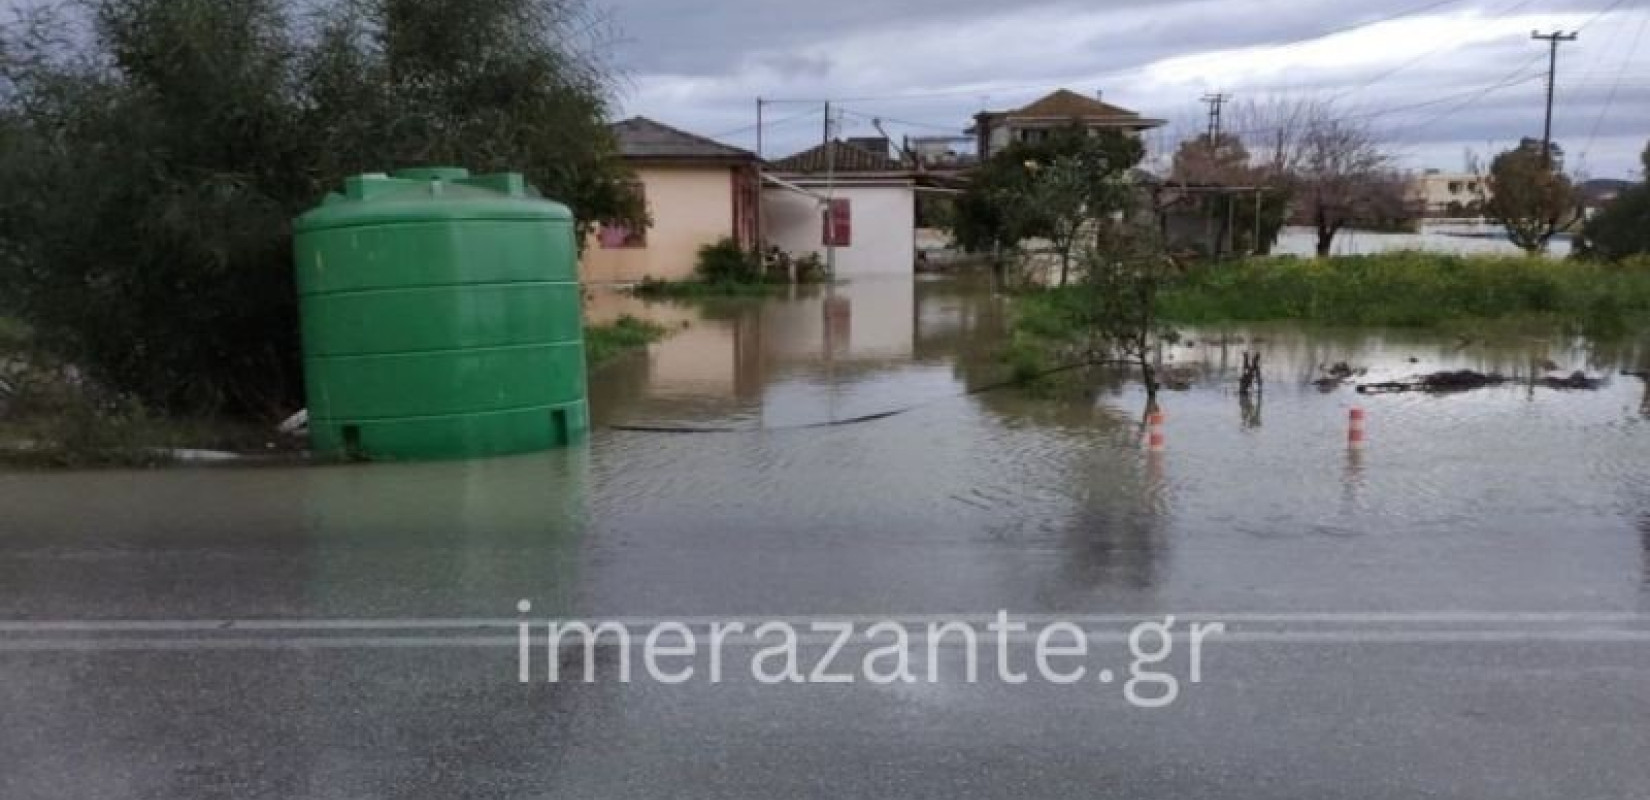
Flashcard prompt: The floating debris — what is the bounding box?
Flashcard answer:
[1313,361,1367,391]
[1358,369,1604,394]
[1540,371,1603,390]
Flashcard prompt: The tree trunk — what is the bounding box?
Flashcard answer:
[1139,356,1159,410]
[1315,212,1340,258]
[1058,248,1069,287]
[1314,207,1334,258]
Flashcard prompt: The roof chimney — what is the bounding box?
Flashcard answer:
[1094,89,1104,101]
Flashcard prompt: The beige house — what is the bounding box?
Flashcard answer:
[582,117,761,283]
[970,89,1165,158]
[1409,170,1490,217]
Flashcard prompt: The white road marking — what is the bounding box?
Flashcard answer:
[3,610,1650,634]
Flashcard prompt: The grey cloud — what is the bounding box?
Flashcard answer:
[606,0,1650,176]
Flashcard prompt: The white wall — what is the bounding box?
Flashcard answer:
[762,183,915,279]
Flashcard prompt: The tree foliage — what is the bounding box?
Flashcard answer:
[1580,138,1650,261]
[1077,222,1180,408]
[0,0,641,417]
[1485,140,1577,255]
[951,125,1144,284]
[1166,133,1292,255]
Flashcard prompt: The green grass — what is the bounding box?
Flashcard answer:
[1158,253,1650,336]
[585,314,669,366]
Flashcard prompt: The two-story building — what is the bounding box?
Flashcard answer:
[970,89,1165,158]
[1409,170,1491,217]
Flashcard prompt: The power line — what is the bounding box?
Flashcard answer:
[1393,58,1548,141]
[1326,0,1539,103]
[836,108,963,134]
[1580,8,1649,161]
[748,0,1641,158]
[705,106,818,141]
[757,0,1484,108]
[1275,0,1477,47]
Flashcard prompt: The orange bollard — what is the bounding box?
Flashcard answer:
[1147,411,1166,452]
[1348,407,1367,450]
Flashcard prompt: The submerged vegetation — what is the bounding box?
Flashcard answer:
[1157,253,1650,335]
[0,319,275,468]
[1004,251,1650,394]
[584,315,668,367]
[632,238,830,298]
[0,314,668,468]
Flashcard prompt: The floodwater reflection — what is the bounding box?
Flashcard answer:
[1,277,1648,621]
[572,277,1650,614]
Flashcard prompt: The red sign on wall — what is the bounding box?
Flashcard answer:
[822,198,852,247]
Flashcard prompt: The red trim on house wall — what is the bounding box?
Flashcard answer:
[731,166,761,251]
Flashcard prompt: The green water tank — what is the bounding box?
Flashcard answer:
[294,167,587,461]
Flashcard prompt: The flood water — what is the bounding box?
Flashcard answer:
[574,277,1650,614]
[1274,223,1577,257]
[4,276,1650,798]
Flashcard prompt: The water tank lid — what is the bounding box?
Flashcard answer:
[295,168,572,232]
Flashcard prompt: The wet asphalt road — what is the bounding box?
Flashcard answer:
[2,445,1648,799]
[3,630,1649,799]
[4,298,1650,798]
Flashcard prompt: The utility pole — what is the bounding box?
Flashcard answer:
[1531,30,1577,168]
[755,97,764,159]
[1201,92,1230,145]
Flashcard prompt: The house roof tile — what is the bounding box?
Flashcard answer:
[610,117,757,162]
[1005,89,1143,120]
[768,140,906,174]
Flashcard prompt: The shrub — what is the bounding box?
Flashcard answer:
[1582,183,1650,262]
[694,238,765,284]
[0,0,641,419]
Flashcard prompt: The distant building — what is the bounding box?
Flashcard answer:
[762,140,916,280]
[582,117,761,283]
[846,137,895,158]
[907,135,976,169]
[1409,170,1489,217]
[969,89,1165,159]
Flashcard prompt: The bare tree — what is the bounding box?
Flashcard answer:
[1227,96,1323,178]
[1295,112,1404,257]
[1225,98,1409,256]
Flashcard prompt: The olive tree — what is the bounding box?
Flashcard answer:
[1078,223,1181,410]
[1485,139,1578,255]
[951,125,1143,286]
[0,0,643,417]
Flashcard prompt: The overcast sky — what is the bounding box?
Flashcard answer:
[603,0,1650,179]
